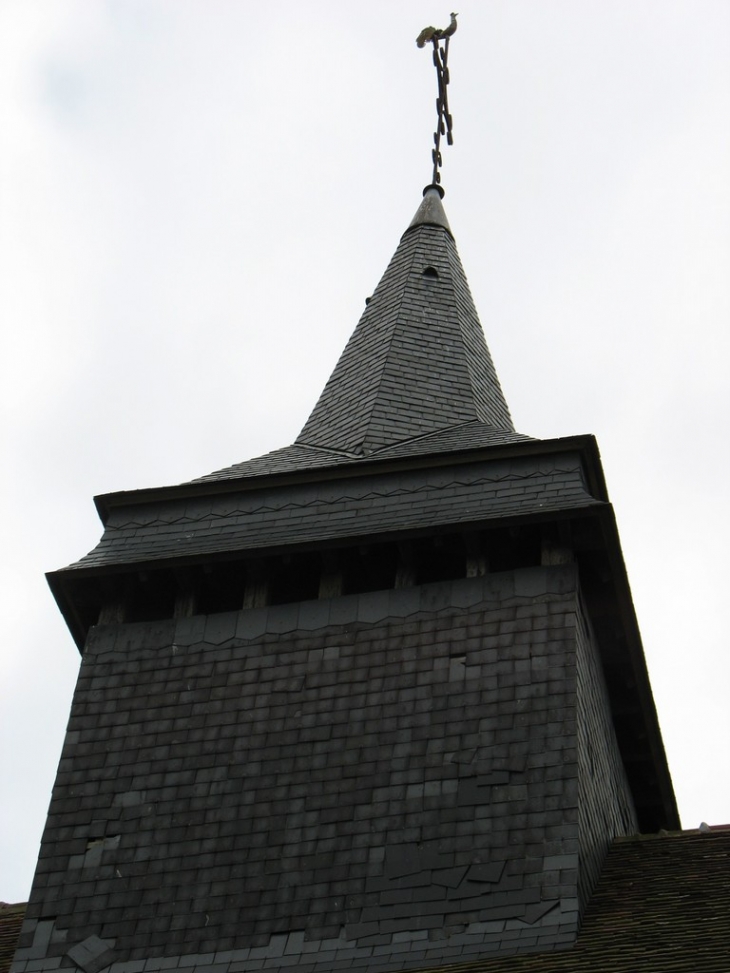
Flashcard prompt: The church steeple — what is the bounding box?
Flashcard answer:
[14,14,697,973]
[297,187,514,457]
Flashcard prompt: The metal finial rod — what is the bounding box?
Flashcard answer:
[416,12,457,188]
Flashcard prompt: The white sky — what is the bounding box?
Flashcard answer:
[1,1,728,904]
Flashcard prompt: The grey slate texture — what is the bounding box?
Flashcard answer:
[28,184,679,973]
[66,453,598,572]
[194,424,534,484]
[66,937,115,973]
[191,189,516,489]
[575,606,637,906]
[16,566,633,973]
[296,190,513,457]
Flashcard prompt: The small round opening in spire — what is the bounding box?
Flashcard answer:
[422,266,439,279]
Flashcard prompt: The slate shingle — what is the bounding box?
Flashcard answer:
[16,568,639,973]
[193,425,533,484]
[193,190,517,486]
[296,192,512,456]
[65,453,598,572]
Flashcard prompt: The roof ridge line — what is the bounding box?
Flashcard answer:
[358,241,421,454]
[293,442,362,460]
[368,418,482,456]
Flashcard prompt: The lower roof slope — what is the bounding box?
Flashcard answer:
[195,423,534,482]
[404,829,730,973]
[0,905,25,973]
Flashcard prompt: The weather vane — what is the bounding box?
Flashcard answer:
[416,12,458,190]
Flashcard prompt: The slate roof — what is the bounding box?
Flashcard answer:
[201,188,517,484]
[404,829,730,972]
[67,451,599,572]
[195,424,534,483]
[65,188,580,573]
[0,905,24,973]
[297,188,513,452]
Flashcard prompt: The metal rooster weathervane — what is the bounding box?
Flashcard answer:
[416,12,458,189]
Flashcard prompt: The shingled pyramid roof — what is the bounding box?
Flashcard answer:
[199,188,529,483]
[298,186,514,451]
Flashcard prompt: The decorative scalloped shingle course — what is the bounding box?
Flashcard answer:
[66,453,597,571]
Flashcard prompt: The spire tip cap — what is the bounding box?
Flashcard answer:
[423,183,445,199]
[407,185,452,235]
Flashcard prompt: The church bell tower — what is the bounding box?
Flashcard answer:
[12,21,677,973]
[11,183,678,973]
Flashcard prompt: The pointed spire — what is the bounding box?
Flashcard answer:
[296,188,514,456]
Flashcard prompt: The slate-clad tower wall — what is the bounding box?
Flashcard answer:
[575,606,637,905]
[14,568,637,973]
[14,188,676,973]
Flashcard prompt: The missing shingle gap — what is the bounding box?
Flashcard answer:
[86,835,120,851]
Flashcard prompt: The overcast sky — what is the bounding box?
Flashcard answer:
[1,1,728,904]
